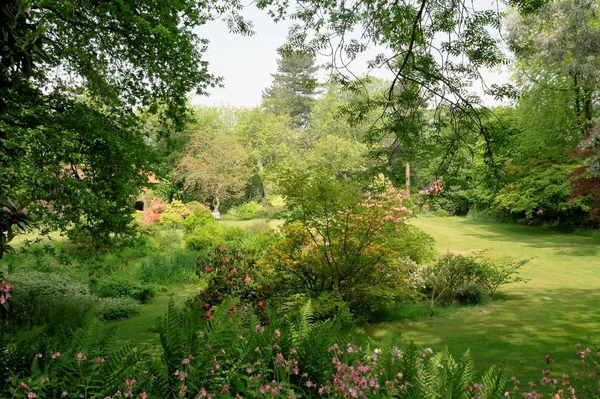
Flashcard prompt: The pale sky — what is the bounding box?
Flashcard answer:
[193,4,510,108]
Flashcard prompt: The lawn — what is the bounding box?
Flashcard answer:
[365,217,600,382]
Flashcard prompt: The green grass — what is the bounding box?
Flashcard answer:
[220,216,283,230]
[111,282,204,345]
[364,217,600,382]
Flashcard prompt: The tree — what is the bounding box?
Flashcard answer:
[0,0,252,245]
[174,109,251,211]
[257,0,507,160]
[262,51,319,129]
[233,108,295,199]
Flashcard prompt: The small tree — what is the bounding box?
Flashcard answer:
[174,130,251,211]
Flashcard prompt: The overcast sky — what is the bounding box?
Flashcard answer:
[193,4,510,108]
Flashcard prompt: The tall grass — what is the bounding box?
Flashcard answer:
[138,249,198,285]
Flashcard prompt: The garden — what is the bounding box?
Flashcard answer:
[3,0,600,397]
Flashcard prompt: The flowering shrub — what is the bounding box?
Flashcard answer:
[258,186,432,316]
[140,198,165,225]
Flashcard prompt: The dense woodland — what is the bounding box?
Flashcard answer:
[1,0,600,398]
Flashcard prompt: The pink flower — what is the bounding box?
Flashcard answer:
[182,358,190,365]
[545,355,553,364]
[62,393,68,398]
[139,394,147,399]
[36,353,43,359]
[274,330,281,339]
[204,266,212,273]
[76,352,87,361]
[206,311,213,321]
[27,393,37,399]
[19,382,28,389]
[219,247,226,253]
[244,275,252,284]
[40,377,49,383]
[51,352,61,359]
[257,301,264,308]
[96,357,105,364]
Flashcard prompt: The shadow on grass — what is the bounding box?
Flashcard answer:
[456,220,599,256]
[367,287,600,382]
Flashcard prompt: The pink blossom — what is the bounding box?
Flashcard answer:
[219,247,226,253]
[274,330,281,339]
[51,352,61,359]
[204,266,212,273]
[76,352,87,361]
[244,275,252,284]
[139,393,147,399]
[27,393,37,399]
[182,358,190,365]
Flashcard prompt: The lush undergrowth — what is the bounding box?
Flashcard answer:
[366,217,600,383]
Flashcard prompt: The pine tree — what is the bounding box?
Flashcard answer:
[262,52,319,128]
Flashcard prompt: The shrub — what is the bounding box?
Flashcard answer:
[410,252,527,313]
[255,187,424,317]
[267,194,287,209]
[141,198,165,225]
[139,250,198,285]
[93,275,155,303]
[456,282,488,305]
[182,206,215,234]
[158,200,191,228]
[232,201,265,220]
[8,271,94,327]
[434,208,450,217]
[94,297,140,320]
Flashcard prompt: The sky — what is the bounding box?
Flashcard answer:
[193,4,510,108]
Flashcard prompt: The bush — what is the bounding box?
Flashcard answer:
[410,252,527,311]
[8,271,94,327]
[182,205,215,234]
[94,297,140,320]
[434,208,450,217]
[455,282,488,305]
[231,201,265,220]
[93,275,155,303]
[139,250,198,285]
[158,200,191,228]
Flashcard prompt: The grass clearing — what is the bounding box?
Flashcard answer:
[364,217,600,382]
[111,282,204,345]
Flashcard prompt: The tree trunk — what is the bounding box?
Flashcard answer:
[405,162,411,195]
[213,196,220,212]
[257,158,268,199]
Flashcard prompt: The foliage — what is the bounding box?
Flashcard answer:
[95,297,140,321]
[257,183,432,316]
[1,0,257,245]
[141,198,166,226]
[93,276,155,303]
[157,200,191,228]
[409,252,528,313]
[173,109,252,211]
[8,271,93,326]
[181,205,216,235]
[139,250,198,286]
[231,201,265,220]
[262,51,319,129]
